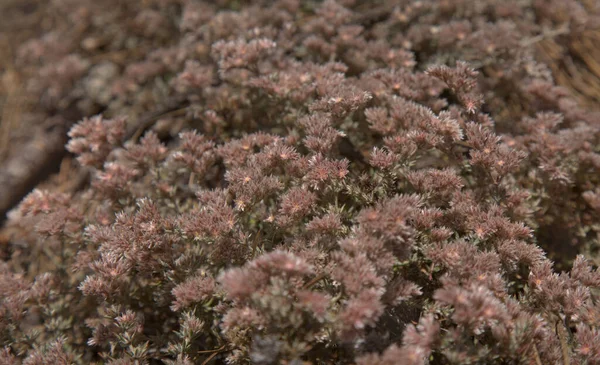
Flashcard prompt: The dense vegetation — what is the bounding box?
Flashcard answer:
[1,0,600,364]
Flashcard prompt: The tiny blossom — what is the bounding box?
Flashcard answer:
[304,155,349,189]
[299,113,343,155]
[212,38,277,72]
[306,213,343,236]
[434,284,511,329]
[369,147,398,169]
[427,61,483,113]
[309,85,373,118]
[171,275,216,311]
[340,289,384,332]
[277,187,317,225]
[575,323,600,363]
[171,130,216,177]
[252,250,314,277]
[125,131,168,168]
[66,115,126,168]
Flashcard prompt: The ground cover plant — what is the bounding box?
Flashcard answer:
[1,0,600,364]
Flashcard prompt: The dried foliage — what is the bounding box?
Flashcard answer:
[1,0,600,364]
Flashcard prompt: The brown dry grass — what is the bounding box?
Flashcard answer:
[537,28,600,111]
[0,0,46,160]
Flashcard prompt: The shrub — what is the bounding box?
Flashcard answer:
[2,0,600,364]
